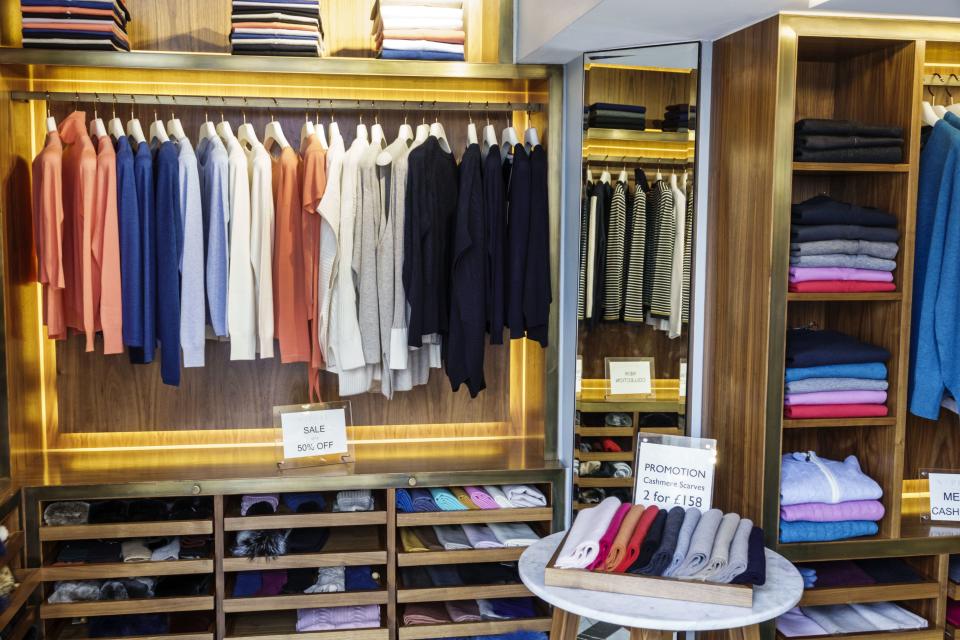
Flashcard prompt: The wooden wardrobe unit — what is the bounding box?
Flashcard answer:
[704,12,960,639]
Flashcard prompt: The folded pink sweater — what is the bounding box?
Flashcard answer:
[780,500,885,522]
[789,267,893,283]
[784,390,887,406]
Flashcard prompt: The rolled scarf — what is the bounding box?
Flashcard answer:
[283,492,326,514]
[444,599,482,622]
[433,525,471,550]
[257,570,287,596]
[613,505,659,572]
[305,566,344,593]
[693,512,741,581]
[554,496,621,569]
[487,521,540,547]
[411,488,439,512]
[663,507,702,577]
[345,566,379,591]
[672,508,722,577]
[426,565,462,587]
[711,518,753,583]
[43,501,90,526]
[603,504,646,571]
[240,494,279,516]
[638,506,686,576]
[588,503,631,570]
[400,528,427,552]
[731,526,767,585]
[412,527,444,550]
[612,463,633,478]
[403,602,451,625]
[395,489,415,514]
[450,487,478,509]
[503,484,547,507]
[150,537,180,561]
[429,488,468,511]
[233,571,261,596]
[462,523,503,549]
[483,485,516,508]
[336,490,374,512]
[628,510,667,573]
[465,486,499,509]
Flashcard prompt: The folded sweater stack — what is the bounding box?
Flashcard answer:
[585,103,646,131]
[20,0,131,51]
[790,195,900,293]
[794,119,904,163]
[780,452,883,543]
[553,497,766,585]
[659,104,696,133]
[784,329,891,419]
[372,0,464,61]
[230,0,323,57]
[400,521,540,552]
[778,603,927,636]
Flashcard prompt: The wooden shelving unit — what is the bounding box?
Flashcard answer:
[0,490,38,637]
[397,547,525,568]
[41,595,215,619]
[39,519,213,541]
[397,617,553,640]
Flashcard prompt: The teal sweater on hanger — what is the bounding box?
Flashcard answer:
[910,112,960,419]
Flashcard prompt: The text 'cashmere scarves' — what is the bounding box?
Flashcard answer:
[672,508,723,577]
[628,509,667,573]
[588,503,631,570]
[638,506,685,576]
[555,497,621,569]
[663,507,702,577]
[614,505,659,572]
[604,504,646,571]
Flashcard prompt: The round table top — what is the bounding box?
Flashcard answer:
[519,532,803,632]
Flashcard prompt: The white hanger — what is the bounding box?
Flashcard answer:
[466,105,479,146]
[413,121,430,147]
[44,96,57,133]
[656,165,663,181]
[618,166,627,183]
[149,110,169,145]
[586,166,594,183]
[371,116,387,148]
[300,107,315,148]
[599,170,611,185]
[199,109,218,142]
[85,97,106,139]
[481,107,498,159]
[263,103,291,152]
[524,109,540,149]
[106,97,124,140]
[356,117,369,145]
[934,104,948,118]
[669,171,678,188]
[329,118,341,145]
[428,106,451,153]
[377,119,415,166]
[166,100,187,141]
[126,100,146,145]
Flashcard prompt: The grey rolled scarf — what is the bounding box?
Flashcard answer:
[43,501,90,526]
[662,507,702,577]
[710,518,753,583]
[693,512,741,581]
[638,506,686,576]
[672,508,722,578]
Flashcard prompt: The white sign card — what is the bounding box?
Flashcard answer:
[634,433,717,510]
[576,356,583,394]
[274,401,352,469]
[927,471,960,522]
[606,357,655,398]
[679,360,687,398]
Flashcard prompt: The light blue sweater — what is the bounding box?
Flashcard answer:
[197,137,230,338]
[910,113,960,419]
[176,138,205,367]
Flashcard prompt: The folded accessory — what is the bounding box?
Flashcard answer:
[589,503,631,570]
[336,490,374,512]
[120,540,150,563]
[412,526,443,550]
[151,537,180,561]
[777,607,829,637]
[233,571,261,596]
[395,489,415,513]
[426,564,462,587]
[673,508,723,577]
[784,390,887,406]
[789,280,897,293]
[604,412,633,427]
[784,403,889,419]
[663,507,702,577]
[429,487,468,511]
[555,497,622,569]
[789,267,893,283]
[282,492,326,513]
[639,506,686,576]
[403,602,451,625]
[791,239,899,259]
[305,566,344,593]
[711,518,754,583]
[785,362,887,383]
[433,525,471,550]
[282,567,318,593]
[502,484,547,507]
[731,526,767,586]
[450,486,478,509]
[488,521,540,547]
[780,452,882,506]
[464,486,499,509]
[444,598,481,622]
[43,501,90,526]
[785,378,888,394]
[411,488,439,512]
[603,504,646,571]
[483,485,514,508]
[285,527,330,554]
[612,462,633,478]
[48,580,101,603]
[780,500,885,522]
[400,528,427,553]
[297,604,381,631]
[462,523,503,549]
[614,505,659,572]
[241,494,279,516]
[345,566,379,591]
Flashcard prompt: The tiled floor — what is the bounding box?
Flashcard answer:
[578,618,630,640]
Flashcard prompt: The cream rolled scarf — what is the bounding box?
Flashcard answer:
[488,521,540,547]
[693,512,741,581]
[710,518,753,583]
[483,485,515,509]
[121,540,151,563]
[672,508,722,577]
[554,496,622,569]
[503,484,547,507]
[662,507,701,577]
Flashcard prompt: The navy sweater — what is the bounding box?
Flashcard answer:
[153,141,183,386]
[129,141,155,365]
[116,136,142,348]
[505,144,531,340]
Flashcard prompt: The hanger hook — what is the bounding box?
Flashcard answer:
[111,93,117,119]
[420,101,426,124]
[505,101,512,128]
[402,100,407,125]
[467,101,472,124]
[45,92,51,118]
[928,84,938,103]
[485,101,490,125]
[130,94,136,119]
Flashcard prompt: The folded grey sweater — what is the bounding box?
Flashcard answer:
[790,239,899,259]
[789,253,896,271]
[785,377,889,393]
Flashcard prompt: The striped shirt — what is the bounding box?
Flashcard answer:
[577,181,591,320]
[649,180,675,318]
[682,179,694,324]
[623,183,647,322]
[603,181,627,321]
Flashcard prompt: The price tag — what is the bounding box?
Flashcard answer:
[928,472,960,521]
[575,357,583,394]
[634,434,716,510]
[607,359,653,396]
[679,360,687,398]
[281,407,348,460]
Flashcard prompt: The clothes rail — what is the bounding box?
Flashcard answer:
[923,73,960,86]
[11,91,543,113]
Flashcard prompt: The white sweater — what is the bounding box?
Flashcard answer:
[225,135,255,360]
[246,140,275,358]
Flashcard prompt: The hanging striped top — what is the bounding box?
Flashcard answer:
[603,181,627,321]
[623,183,647,323]
[649,180,675,318]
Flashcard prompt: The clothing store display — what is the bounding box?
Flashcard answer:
[780,520,879,543]
[411,488,440,512]
[603,504,646,572]
[797,602,926,634]
[20,0,131,51]
[628,509,667,573]
[433,525,471,550]
[662,507,702,577]
[689,512,740,580]
[231,0,322,56]
[241,494,279,515]
[673,508,722,577]
[462,523,504,549]
[794,119,903,162]
[465,486,499,510]
[373,1,464,60]
[336,490,374,512]
[44,501,90,526]
[637,506,685,576]
[296,604,381,631]
[731,526,767,586]
[588,502,631,570]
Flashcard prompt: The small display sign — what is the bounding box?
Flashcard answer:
[274,401,353,470]
[635,433,717,510]
[927,471,960,522]
[606,357,655,398]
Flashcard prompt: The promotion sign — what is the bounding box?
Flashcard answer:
[634,433,717,510]
[927,471,960,522]
[274,401,353,470]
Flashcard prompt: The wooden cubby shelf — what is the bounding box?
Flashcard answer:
[792,162,912,173]
[39,519,213,541]
[56,628,213,640]
[40,594,215,619]
[223,550,387,572]
[398,617,553,640]
[577,452,635,462]
[397,547,524,567]
[574,426,635,437]
[949,581,960,600]
[226,610,389,640]
[223,590,388,613]
[574,477,634,488]
[782,417,898,429]
[224,510,387,531]
[799,581,941,606]
[397,583,532,603]
[776,630,944,640]
[396,508,551,527]
[0,569,38,630]
[39,558,213,581]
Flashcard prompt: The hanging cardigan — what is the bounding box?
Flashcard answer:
[649,180,676,319]
[624,173,648,323]
[523,143,550,347]
[603,181,627,321]
[682,179,694,324]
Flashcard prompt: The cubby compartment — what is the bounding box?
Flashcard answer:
[782,425,899,541]
[51,612,215,640]
[225,607,389,640]
[397,598,551,640]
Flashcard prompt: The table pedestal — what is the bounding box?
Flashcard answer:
[550,609,762,640]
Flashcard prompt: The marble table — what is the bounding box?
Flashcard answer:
[520,532,803,640]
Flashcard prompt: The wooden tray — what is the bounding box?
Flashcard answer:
[543,532,753,607]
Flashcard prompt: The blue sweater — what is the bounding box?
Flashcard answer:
[154,141,183,386]
[129,141,156,365]
[115,136,142,348]
[910,114,960,418]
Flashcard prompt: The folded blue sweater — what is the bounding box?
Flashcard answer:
[785,362,888,383]
[781,452,882,506]
[779,520,878,543]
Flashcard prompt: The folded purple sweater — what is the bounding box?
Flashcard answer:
[789,267,893,282]
[780,500,885,522]
[784,390,887,406]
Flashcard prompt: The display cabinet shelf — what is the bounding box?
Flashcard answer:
[39,519,213,541]
[40,594,215,619]
[397,583,532,603]
[223,590,388,614]
[577,452,635,462]
[39,558,213,581]
[224,510,387,531]
[398,617,552,640]
[782,417,898,429]
[574,477,635,488]
[787,292,903,302]
[225,611,389,640]
[792,162,911,173]
[799,581,940,606]
[397,547,525,567]
[395,508,551,527]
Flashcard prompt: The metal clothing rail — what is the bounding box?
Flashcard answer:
[11,91,543,113]
[923,73,960,87]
